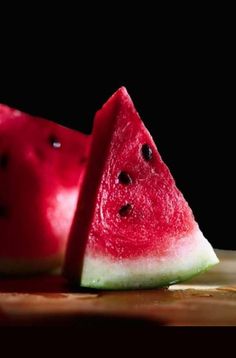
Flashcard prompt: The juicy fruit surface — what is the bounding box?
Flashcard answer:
[65,87,218,289]
[0,104,90,273]
[89,95,195,259]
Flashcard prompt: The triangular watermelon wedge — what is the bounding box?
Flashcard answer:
[64,87,219,289]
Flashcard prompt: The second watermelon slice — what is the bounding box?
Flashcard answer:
[64,87,218,289]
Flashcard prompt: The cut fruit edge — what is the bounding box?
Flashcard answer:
[0,252,64,275]
[78,227,219,289]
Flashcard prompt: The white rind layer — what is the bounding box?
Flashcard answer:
[80,227,219,289]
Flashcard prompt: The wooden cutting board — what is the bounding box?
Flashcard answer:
[0,249,235,326]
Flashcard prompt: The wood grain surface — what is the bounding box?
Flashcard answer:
[0,249,235,326]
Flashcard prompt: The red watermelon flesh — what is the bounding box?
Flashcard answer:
[0,104,90,274]
[64,87,219,289]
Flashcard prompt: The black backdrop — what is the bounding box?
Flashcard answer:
[0,10,234,250]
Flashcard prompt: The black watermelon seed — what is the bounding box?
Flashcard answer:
[49,135,61,149]
[119,203,133,217]
[0,204,9,218]
[141,144,153,161]
[118,171,132,185]
[0,153,9,169]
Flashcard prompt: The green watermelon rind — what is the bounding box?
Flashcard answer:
[78,228,219,290]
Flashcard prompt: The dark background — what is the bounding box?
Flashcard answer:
[0,7,234,250]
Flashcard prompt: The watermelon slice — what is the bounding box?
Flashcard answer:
[0,104,90,274]
[64,87,219,289]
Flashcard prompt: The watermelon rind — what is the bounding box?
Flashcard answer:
[78,228,219,289]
